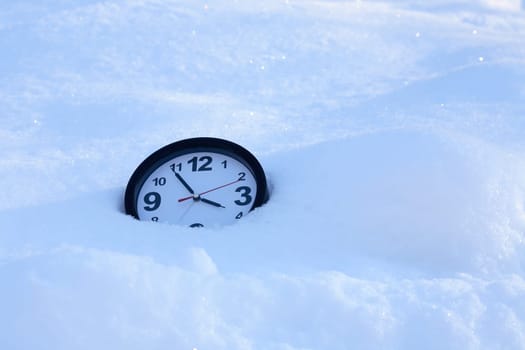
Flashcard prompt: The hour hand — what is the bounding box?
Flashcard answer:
[174,172,195,194]
[200,197,225,208]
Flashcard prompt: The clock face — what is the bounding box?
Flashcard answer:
[125,138,269,227]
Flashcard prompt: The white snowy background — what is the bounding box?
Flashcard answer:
[1,0,525,349]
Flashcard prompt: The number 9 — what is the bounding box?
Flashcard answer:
[144,192,161,211]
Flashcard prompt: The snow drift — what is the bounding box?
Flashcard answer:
[1,1,525,349]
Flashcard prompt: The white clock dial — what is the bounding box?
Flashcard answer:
[125,137,269,227]
[136,152,258,226]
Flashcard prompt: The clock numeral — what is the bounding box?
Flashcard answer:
[170,163,182,173]
[151,217,159,222]
[152,177,166,186]
[144,192,161,211]
[188,156,213,172]
[234,186,253,206]
[235,212,243,219]
[222,160,227,168]
[238,172,246,181]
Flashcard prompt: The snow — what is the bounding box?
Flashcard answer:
[1,0,525,349]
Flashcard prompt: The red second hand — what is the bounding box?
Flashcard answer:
[178,178,242,202]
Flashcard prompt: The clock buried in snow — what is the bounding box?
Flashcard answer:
[124,137,269,227]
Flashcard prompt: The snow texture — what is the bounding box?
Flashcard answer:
[1,0,525,349]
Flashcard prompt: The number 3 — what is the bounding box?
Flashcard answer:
[234,186,252,206]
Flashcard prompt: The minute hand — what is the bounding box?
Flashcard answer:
[178,178,243,203]
[175,172,195,194]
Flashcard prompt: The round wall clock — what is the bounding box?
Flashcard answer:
[124,137,269,227]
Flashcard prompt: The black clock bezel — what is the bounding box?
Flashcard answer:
[124,137,269,221]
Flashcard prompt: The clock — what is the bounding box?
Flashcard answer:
[124,137,269,227]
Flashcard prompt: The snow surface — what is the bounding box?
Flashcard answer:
[1,0,525,349]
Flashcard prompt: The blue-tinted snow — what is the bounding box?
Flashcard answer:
[1,1,525,349]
